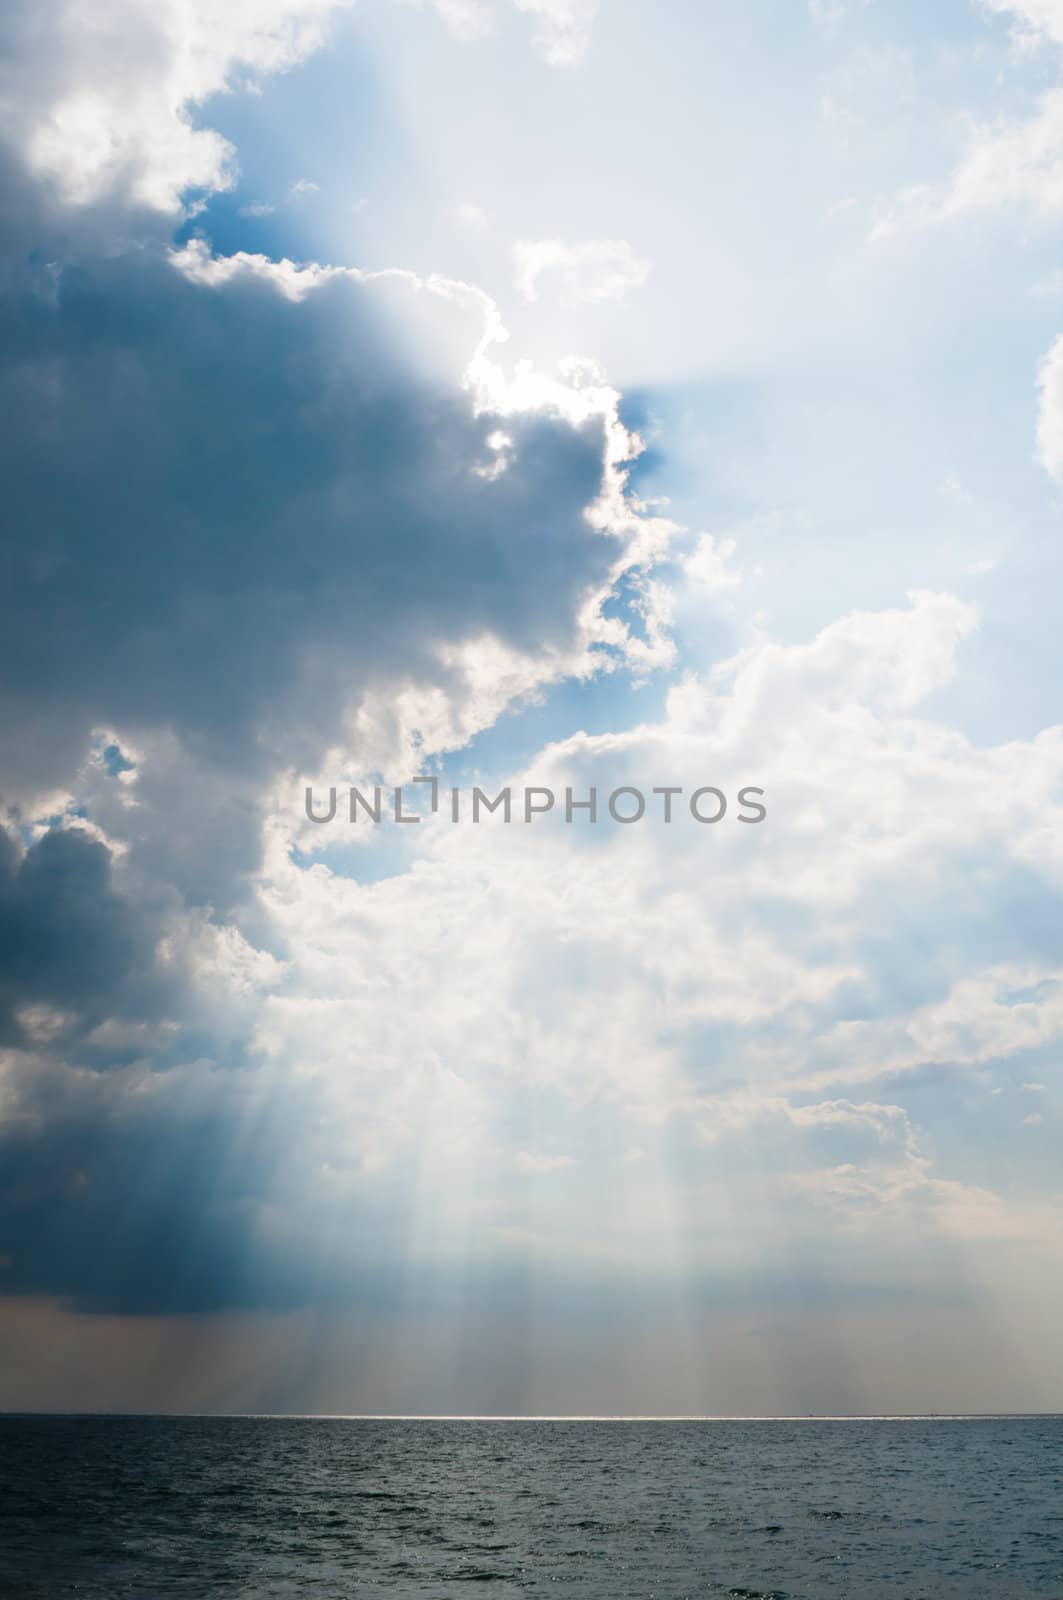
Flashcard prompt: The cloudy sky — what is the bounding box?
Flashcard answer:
[1,0,1062,1416]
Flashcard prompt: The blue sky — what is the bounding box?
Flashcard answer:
[0,0,1061,1414]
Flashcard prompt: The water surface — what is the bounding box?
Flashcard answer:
[1,1414,1060,1597]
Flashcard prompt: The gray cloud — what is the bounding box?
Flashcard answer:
[0,825,179,1048]
[0,244,614,803]
[0,0,668,1332]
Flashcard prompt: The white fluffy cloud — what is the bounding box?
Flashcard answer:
[233,587,1063,1286]
[943,87,1063,216]
[869,0,1063,237]
[2,0,355,213]
[871,88,1063,238]
[513,238,651,305]
[511,0,599,64]
[984,0,1063,50]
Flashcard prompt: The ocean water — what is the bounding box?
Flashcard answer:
[0,1415,1061,1598]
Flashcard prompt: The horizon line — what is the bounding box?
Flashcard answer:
[2,1410,1061,1423]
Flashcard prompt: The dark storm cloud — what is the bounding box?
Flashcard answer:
[0,241,613,801]
[0,825,179,1047]
[0,190,625,1315]
[0,7,643,1321]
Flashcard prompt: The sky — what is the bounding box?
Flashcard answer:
[0,0,1061,1416]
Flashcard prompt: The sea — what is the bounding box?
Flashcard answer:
[0,1414,1060,1598]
